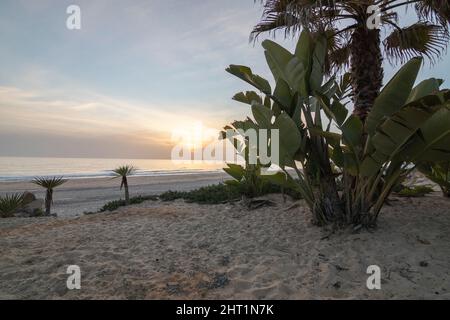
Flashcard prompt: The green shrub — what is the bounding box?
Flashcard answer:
[396,185,435,198]
[417,162,450,198]
[98,195,158,212]
[0,193,24,218]
[160,182,302,205]
[160,184,241,204]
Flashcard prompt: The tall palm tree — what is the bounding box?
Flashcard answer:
[32,177,67,216]
[112,165,136,205]
[252,0,450,121]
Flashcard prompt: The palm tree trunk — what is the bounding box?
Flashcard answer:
[123,177,130,204]
[317,174,344,225]
[350,26,384,122]
[45,189,52,216]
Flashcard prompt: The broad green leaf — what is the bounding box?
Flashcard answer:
[405,106,450,162]
[330,101,348,126]
[366,58,422,135]
[294,31,312,76]
[273,112,302,166]
[226,65,271,94]
[232,91,262,105]
[330,145,344,167]
[341,115,363,149]
[360,96,446,176]
[309,128,341,147]
[262,40,293,82]
[223,164,245,181]
[273,78,293,112]
[252,103,273,129]
[406,78,444,104]
[264,95,271,109]
[285,56,308,96]
[262,171,299,190]
[310,35,327,92]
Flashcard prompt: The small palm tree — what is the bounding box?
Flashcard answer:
[112,165,136,205]
[32,177,67,216]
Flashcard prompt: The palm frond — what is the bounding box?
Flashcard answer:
[329,43,351,71]
[415,0,450,32]
[383,23,449,64]
[112,165,137,178]
[32,176,68,189]
[251,0,345,40]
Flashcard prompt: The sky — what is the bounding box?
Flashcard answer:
[0,0,449,159]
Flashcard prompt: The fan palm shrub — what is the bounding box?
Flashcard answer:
[0,193,24,218]
[252,0,450,121]
[225,31,450,227]
[112,165,136,205]
[32,177,67,216]
[417,162,450,197]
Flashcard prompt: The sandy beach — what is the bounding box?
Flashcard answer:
[0,193,449,299]
[0,172,228,217]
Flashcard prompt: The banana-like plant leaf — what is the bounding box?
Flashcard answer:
[309,128,341,147]
[285,56,308,96]
[341,115,363,151]
[406,78,444,104]
[361,97,444,176]
[223,164,245,181]
[226,65,271,94]
[366,58,422,135]
[310,35,327,92]
[262,171,300,190]
[294,31,312,77]
[417,162,450,193]
[330,145,344,167]
[316,93,348,126]
[252,103,273,129]
[273,112,302,166]
[405,106,450,162]
[233,91,262,105]
[273,78,293,112]
[262,40,293,82]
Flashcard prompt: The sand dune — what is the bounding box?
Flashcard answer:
[0,194,449,299]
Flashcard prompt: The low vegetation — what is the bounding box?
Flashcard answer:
[159,184,241,204]
[86,180,303,215]
[418,162,450,197]
[0,193,24,218]
[396,185,435,198]
[97,195,158,213]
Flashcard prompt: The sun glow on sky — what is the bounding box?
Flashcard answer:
[1,0,449,159]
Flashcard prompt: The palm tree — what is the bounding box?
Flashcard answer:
[32,177,67,216]
[252,0,450,121]
[112,165,136,205]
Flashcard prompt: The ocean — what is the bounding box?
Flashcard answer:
[0,157,225,182]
